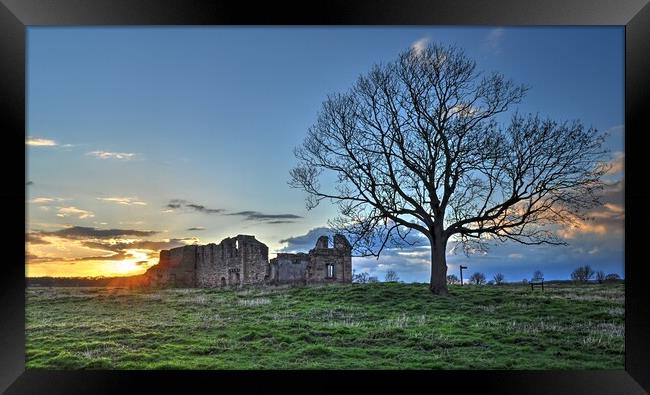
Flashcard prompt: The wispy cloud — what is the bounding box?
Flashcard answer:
[227,211,302,222]
[483,27,505,54]
[36,226,159,239]
[97,197,147,206]
[187,227,206,231]
[86,151,136,160]
[26,136,57,146]
[411,37,430,55]
[606,152,624,176]
[166,199,224,214]
[56,206,95,219]
[29,197,57,204]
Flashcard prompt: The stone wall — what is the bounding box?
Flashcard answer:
[269,234,352,285]
[143,233,350,288]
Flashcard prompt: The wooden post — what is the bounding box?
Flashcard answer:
[460,265,467,286]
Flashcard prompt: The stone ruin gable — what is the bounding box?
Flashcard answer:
[144,234,269,288]
[305,234,352,284]
[269,234,353,285]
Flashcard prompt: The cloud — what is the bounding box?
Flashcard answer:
[483,27,505,53]
[279,227,335,252]
[37,226,158,239]
[86,151,136,160]
[26,137,57,146]
[26,233,50,245]
[80,238,187,253]
[227,211,302,222]
[97,197,147,206]
[165,200,300,222]
[56,206,95,219]
[606,152,624,176]
[30,197,56,204]
[187,227,206,231]
[26,181,33,186]
[166,199,224,214]
[411,37,430,55]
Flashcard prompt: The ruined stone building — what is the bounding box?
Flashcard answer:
[142,234,352,288]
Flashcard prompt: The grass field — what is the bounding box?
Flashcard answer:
[25,282,624,369]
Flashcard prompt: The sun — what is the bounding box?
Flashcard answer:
[115,260,138,274]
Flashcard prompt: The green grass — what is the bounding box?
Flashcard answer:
[25,282,624,369]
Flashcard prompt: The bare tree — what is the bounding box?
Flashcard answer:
[533,270,544,280]
[493,272,505,285]
[605,273,621,283]
[352,270,369,284]
[571,265,595,283]
[384,270,400,282]
[469,272,486,285]
[596,270,606,284]
[290,42,609,295]
[447,274,459,285]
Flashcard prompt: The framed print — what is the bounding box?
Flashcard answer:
[1,0,649,393]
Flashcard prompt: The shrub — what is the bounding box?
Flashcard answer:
[469,272,486,285]
[447,274,459,285]
[605,273,621,283]
[384,270,400,282]
[571,265,595,283]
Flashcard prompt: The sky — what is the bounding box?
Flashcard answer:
[26,27,624,282]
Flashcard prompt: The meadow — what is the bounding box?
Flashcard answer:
[25,282,624,369]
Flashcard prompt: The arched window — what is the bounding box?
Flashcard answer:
[326,264,334,278]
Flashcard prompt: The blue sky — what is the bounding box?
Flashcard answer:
[26,27,624,281]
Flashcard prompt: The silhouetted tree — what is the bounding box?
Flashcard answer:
[368,276,379,283]
[571,265,595,283]
[469,272,486,285]
[290,42,609,296]
[384,270,400,282]
[352,270,370,284]
[447,274,460,285]
[493,273,505,285]
[605,273,621,283]
[533,270,544,280]
[596,270,606,284]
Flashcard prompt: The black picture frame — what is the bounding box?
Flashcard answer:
[2,0,648,393]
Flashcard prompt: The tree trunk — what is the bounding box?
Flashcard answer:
[429,236,449,296]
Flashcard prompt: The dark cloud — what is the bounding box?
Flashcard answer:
[37,226,159,239]
[187,227,206,231]
[228,211,302,222]
[26,233,50,245]
[166,199,301,223]
[25,251,133,264]
[81,239,186,253]
[26,181,33,186]
[167,199,224,214]
[135,261,149,266]
[278,226,428,254]
[278,227,335,252]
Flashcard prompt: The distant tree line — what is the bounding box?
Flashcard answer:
[443,265,622,286]
[26,275,144,287]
